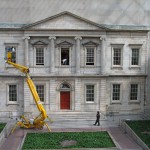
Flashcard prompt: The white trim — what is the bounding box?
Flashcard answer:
[110,83,122,104]
[111,45,123,69]
[33,46,47,67]
[129,83,140,103]
[129,45,142,68]
[84,84,96,103]
[6,84,19,105]
[84,47,96,67]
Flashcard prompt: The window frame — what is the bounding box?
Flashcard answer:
[129,83,140,103]
[59,47,71,67]
[111,44,123,68]
[130,45,141,68]
[33,46,46,67]
[111,83,122,104]
[5,43,18,67]
[85,46,96,66]
[7,84,19,105]
[35,84,45,103]
[85,84,95,103]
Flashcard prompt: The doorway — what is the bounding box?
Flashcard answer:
[60,91,70,109]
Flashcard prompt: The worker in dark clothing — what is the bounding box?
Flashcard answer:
[93,111,100,126]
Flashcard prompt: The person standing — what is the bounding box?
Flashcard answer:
[93,111,100,126]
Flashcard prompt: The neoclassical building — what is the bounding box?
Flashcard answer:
[0,1,150,118]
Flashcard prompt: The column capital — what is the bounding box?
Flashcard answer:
[48,36,56,40]
[100,36,106,41]
[74,36,82,40]
[23,36,30,40]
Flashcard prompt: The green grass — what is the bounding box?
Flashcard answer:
[126,120,150,148]
[22,131,116,149]
[0,123,6,133]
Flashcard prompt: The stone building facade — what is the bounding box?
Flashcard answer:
[0,1,150,118]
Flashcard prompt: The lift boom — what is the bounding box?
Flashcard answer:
[6,51,52,133]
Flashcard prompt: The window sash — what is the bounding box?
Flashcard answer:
[86,85,94,102]
[130,84,138,100]
[131,48,139,65]
[86,48,94,65]
[36,48,44,65]
[113,48,121,65]
[112,84,120,101]
[36,85,45,102]
[9,85,17,101]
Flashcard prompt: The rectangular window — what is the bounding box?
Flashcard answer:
[113,48,121,65]
[112,84,120,101]
[86,47,94,65]
[9,85,17,101]
[61,48,69,65]
[36,48,44,65]
[5,46,16,63]
[131,48,139,65]
[36,85,45,102]
[130,84,138,100]
[86,85,94,102]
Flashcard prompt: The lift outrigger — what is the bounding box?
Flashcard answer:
[6,49,52,133]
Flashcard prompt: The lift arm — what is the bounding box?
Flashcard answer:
[6,50,51,132]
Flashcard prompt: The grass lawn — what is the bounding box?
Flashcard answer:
[126,120,150,148]
[22,131,116,149]
[0,123,6,133]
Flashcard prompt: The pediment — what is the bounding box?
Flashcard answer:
[23,11,108,30]
[57,41,73,47]
[82,41,99,46]
[32,41,48,46]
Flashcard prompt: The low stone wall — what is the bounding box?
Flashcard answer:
[0,123,7,147]
[120,120,150,150]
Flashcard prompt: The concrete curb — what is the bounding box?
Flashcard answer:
[120,120,150,150]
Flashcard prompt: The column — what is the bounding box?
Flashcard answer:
[49,36,56,73]
[23,37,30,67]
[74,36,82,73]
[100,36,106,74]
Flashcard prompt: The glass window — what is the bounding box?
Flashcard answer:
[9,85,17,101]
[113,48,121,65]
[130,84,138,100]
[86,47,94,65]
[112,84,120,101]
[61,48,69,65]
[131,48,139,65]
[36,48,44,65]
[86,85,94,102]
[5,46,16,63]
[36,85,45,102]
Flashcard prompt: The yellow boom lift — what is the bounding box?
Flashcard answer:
[6,49,52,133]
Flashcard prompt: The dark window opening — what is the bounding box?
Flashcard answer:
[61,48,69,65]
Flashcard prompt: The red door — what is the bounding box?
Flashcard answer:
[60,92,70,109]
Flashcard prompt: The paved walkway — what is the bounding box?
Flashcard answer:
[0,115,143,150]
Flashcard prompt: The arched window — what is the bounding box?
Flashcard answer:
[60,83,70,89]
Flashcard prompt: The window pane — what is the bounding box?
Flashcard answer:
[61,48,69,65]
[132,49,139,65]
[86,48,94,65]
[5,46,16,63]
[36,48,44,65]
[86,85,94,102]
[36,85,45,102]
[113,48,121,65]
[112,84,120,100]
[130,84,138,100]
[9,85,17,101]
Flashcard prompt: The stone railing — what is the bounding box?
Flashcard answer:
[120,120,150,150]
